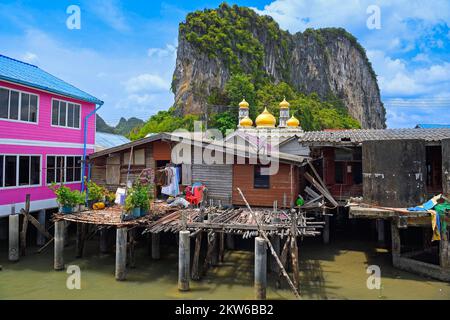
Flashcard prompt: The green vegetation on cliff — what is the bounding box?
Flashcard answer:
[209,74,360,133]
[128,109,199,140]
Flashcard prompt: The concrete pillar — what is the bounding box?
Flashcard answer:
[269,236,280,273]
[100,229,109,254]
[8,207,19,262]
[115,227,127,281]
[323,215,330,244]
[255,237,267,300]
[178,230,190,291]
[151,233,160,260]
[36,210,46,246]
[54,220,65,270]
[376,219,385,245]
[226,233,235,250]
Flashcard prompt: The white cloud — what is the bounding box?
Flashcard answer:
[0,28,175,124]
[21,52,38,63]
[124,73,170,93]
[87,0,130,32]
[148,41,177,59]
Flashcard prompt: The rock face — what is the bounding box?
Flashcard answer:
[172,5,386,129]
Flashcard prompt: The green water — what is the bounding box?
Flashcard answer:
[0,238,449,300]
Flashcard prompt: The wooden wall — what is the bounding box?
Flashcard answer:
[443,139,450,197]
[192,164,233,205]
[232,163,299,207]
[363,139,427,207]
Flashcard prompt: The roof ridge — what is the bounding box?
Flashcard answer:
[0,54,38,68]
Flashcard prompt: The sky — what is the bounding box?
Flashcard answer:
[0,0,449,128]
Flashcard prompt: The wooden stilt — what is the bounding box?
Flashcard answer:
[203,231,215,274]
[8,206,19,262]
[128,229,136,268]
[226,233,235,250]
[212,232,219,265]
[219,232,225,262]
[391,219,401,264]
[323,215,330,244]
[76,223,86,258]
[20,194,30,256]
[290,234,300,291]
[376,219,385,245]
[440,226,449,269]
[270,236,280,273]
[151,233,160,260]
[115,227,127,281]
[100,228,109,253]
[54,220,65,270]
[255,237,267,300]
[36,210,46,246]
[191,232,202,280]
[178,230,190,291]
[276,237,290,288]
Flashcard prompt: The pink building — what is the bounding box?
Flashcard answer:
[0,54,103,217]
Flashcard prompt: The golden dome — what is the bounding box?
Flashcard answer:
[239,116,253,127]
[255,108,276,128]
[287,115,300,127]
[239,99,249,109]
[279,98,290,109]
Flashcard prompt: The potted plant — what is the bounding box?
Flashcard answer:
[50,183,78,214]
[86,180,105,208]
[125,183,150,218]
[73,190,86,212]
[125,187,140,218]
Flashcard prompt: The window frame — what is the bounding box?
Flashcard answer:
[0,154,42,189]
[253,165,271,189]
[46,155,83,185]
[0,86,39,125]
[50,98,81,130]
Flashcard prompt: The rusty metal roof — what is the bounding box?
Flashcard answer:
[299,128,450,146]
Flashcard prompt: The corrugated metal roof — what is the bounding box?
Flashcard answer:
[95,132,130,151]
[300,128,450,145]
[0,54,103,105]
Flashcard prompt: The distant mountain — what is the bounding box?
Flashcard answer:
[96,115,144,136]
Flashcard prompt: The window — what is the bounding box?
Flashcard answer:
[0,87,38,123]
[254,165,270,189]
[123,149,145,166]
[0,155,41,188]
[51,99,80,128]
[335,162,344,184]
[46,156,82,184]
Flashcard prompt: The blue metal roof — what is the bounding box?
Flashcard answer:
[95,132,130,150]
[415,124,450,129]
[0,54,103,105]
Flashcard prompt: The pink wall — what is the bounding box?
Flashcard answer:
[0,80,96,145]
[0,80,98,211]
[0,145,94,206]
